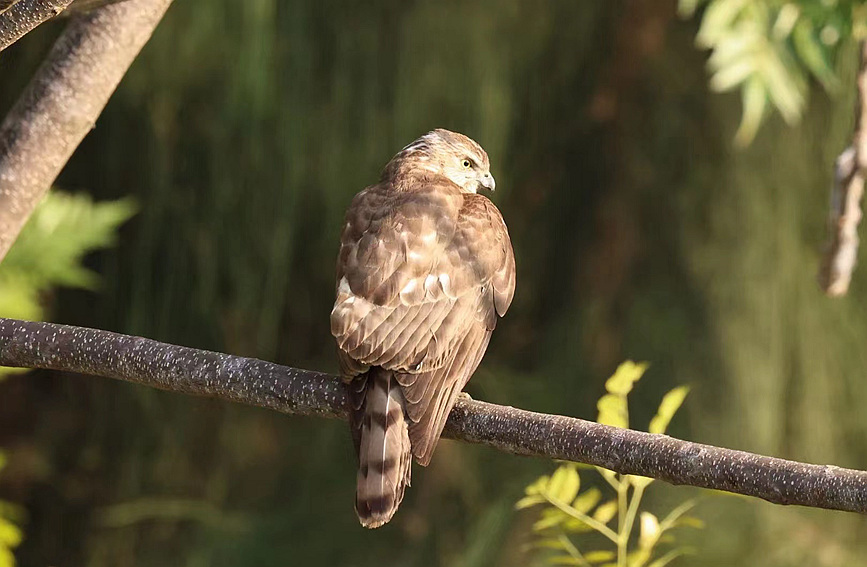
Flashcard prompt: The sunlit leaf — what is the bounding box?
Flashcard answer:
[593,501,618,525]
[639,512,661,550]
[734,76,767,146]
[533,508,566,531]
[595,466,619,487]
[709,58,756,92]
[626,548,652,567]
[0,519,22,548]
[649,386,690,434]
[646,549,688,567]
[533,538,567,550]
[1,192,136,291]
[625,475,655,490]
[597,394,628,429]
[675,516,706,529]
[549,556,582,565]
[677,0,706,18]
[572,487,602,514]
[547,466,580,503]
[660,499,698,531]
[604,361,648,395]
[696,0,749,48]
[515,495,545,510]
[771,3,799,40]
[0,547,15,567]
[792,19,838,90]
[584,550,616,563]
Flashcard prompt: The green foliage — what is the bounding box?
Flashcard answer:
[516,362,699,567]
[0,192,133,566]
[0,191,135,378]
[680,0,866,145]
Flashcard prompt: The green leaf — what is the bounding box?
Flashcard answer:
[597,394,628,429]
[604,361,648,395]
[533,538,567,551]
[709,57,756,92]
[546,466,580,503]
[659,499,698,531]
[592,501,617,524]
[533,508,566,531]
[646,549,688,567]
[625,475,654,489]
[735,76,767,146]
[0,519,22,548]
[675,516,706,529]
[572,487,602,514]
[595,466,619,488]
[695,0,749,48]
[649,386,690,434]
[639,512,661,550]
[584,550,616,563]
[1,192,136,291]
[515,495,545,510]
[0,547,15,567]
[549,556,582,566]
[792,19,838,91]
[627,549,652,567]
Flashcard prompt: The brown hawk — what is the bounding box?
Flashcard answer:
[331,129,516,528]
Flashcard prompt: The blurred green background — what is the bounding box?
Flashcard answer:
[2,0,867,565]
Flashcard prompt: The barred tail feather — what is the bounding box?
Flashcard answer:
[354,368,412,528]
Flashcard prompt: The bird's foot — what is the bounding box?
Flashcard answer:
[457,391,473,402]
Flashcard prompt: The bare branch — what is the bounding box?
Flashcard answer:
[820,41,867,296]
[0,0,73,52]
[1,317,865,515]
[0,0,172,262]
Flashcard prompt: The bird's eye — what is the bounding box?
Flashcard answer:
[461,159,472,169]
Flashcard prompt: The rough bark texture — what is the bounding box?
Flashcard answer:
[0,0,73,52]
[0,0,172,261]
[1,317,866,515]
[820,41,867,296]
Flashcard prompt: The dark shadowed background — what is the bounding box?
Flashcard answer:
[1,1,866,565]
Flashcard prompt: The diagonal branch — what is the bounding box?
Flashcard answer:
[1,317,866,515]
[819,41,867,296]
[0,0,172,262]
[0,0,73,52]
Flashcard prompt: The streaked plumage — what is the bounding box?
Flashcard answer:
[332,129,516,528]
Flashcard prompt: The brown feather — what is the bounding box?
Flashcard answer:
[332,129,516,528]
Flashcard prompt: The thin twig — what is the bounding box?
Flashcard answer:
[0,0,173,262]
[1,317,866,514]
[819,41,867,296]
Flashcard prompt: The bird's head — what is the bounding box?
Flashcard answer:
[386,129,495,193]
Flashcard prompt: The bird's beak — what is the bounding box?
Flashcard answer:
[480,172,496,191]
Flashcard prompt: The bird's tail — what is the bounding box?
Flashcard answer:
[352,367,412,529]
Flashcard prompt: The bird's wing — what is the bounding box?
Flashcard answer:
[332,180,515,464]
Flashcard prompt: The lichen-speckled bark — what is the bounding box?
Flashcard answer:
[1,317,866,514]
[0,0,73,52]
[0,0,172,261]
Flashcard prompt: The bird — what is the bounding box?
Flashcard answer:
[331,128,516,528]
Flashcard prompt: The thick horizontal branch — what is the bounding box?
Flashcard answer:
[1,317,866,515]
[0,0,172,261]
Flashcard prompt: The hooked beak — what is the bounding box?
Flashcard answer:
[480,172,496,191]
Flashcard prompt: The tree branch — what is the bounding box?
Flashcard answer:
[0,0,172,262]
[819,41,867,296]
[1,318,865,515]
[0,0,73,52]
